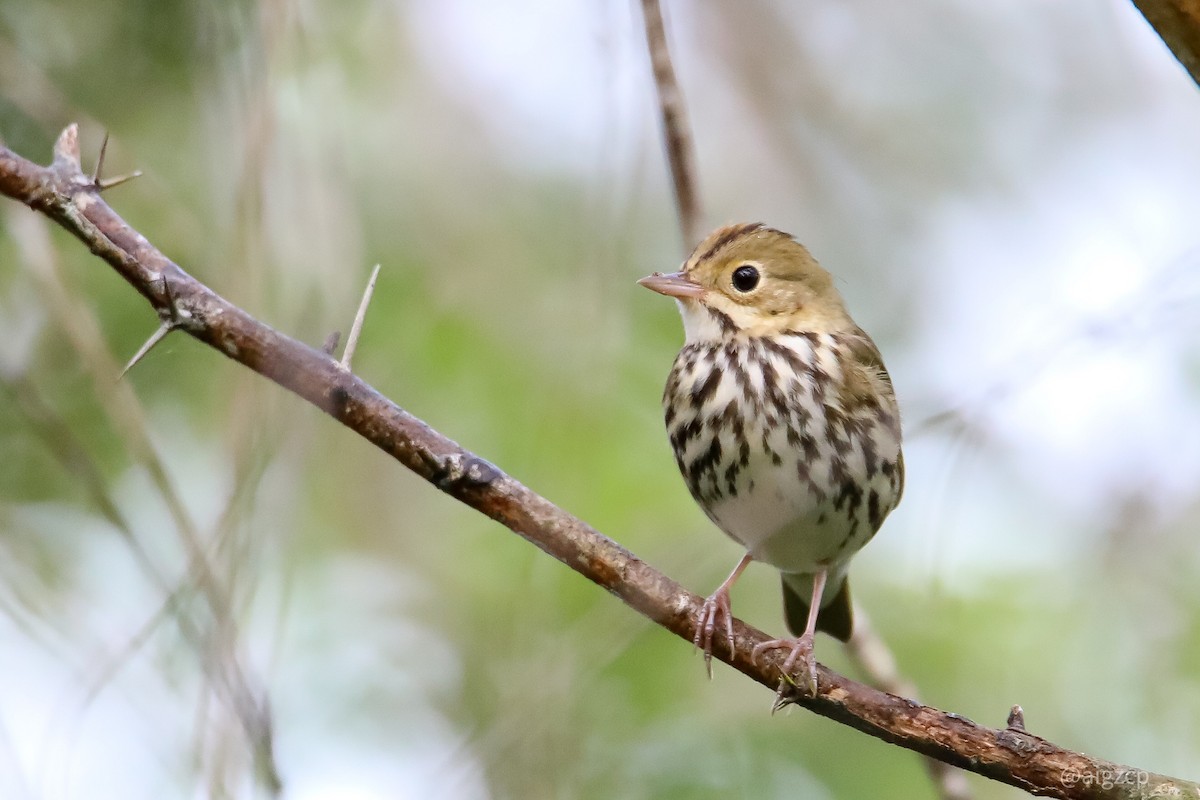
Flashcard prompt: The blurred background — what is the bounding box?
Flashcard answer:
[2,0,1200,797]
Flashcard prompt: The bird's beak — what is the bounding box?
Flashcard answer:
[637,271,705,299]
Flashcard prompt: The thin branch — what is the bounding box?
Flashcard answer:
[639,0,704,250]
[1,127,1197,799]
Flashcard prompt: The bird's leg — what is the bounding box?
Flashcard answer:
[695,552,753,677]
[752,569,828,700]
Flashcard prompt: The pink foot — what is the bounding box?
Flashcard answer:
[694,588,735,678]
[752,632,817,701]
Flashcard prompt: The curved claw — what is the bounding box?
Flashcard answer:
[693,589,735,678]
[752,633,818,701]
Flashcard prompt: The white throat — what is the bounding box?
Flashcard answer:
[676,298,759,343]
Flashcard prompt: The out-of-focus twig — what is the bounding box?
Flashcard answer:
[847,605,974,800]
[639,0,704,250]
[1,201,281,795]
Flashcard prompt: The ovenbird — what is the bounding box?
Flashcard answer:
[639,223,903,695]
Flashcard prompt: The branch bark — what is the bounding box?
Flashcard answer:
[1,127,1196,799]
[1133,0,1200,87]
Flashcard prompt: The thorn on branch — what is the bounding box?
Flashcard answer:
[120,321,174,379]
[97,170,143,192]
[321,331,341,356]
[91,131,142,192]
[1006,705,1026,731]
[91,131,109,185]
[994,705,1044,758]
[119,275,190,378]
[339,263,380,372]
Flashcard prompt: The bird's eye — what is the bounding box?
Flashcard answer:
[731,264,760,293]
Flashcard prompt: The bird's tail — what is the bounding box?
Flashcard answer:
[782,575,853,642]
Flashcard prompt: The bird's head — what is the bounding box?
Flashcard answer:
[639,223,853,342]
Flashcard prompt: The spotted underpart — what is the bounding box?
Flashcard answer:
[663,321,903,576]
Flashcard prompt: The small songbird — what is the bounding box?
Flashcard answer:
[639,223,903,695]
